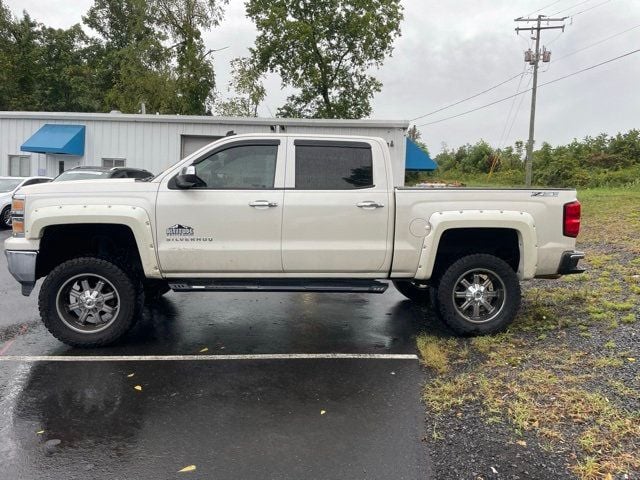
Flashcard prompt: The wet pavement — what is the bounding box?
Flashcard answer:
[0,229,432,479]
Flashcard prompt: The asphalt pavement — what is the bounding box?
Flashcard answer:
[0,229,432,479]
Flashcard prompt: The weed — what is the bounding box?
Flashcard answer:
[621,313,636,324]
[416,335,456,374]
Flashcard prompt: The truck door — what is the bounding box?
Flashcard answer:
[155,138,285,275]
[282,139,392,275]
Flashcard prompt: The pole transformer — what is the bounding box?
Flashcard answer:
[515,15,566,186]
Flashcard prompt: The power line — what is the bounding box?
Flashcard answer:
[408,21,636,123]
[416,48,640,127]
[569,0,613,17]
[553,23,640,62]
[550,0,594,15]
[498,66,530,147]
[408,72,524,122]
[504,76,533,145]
[523,0,567,17]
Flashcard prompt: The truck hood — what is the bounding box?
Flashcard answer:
[17,179,160,196]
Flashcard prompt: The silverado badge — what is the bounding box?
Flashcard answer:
[166,224,194,237]
[165,224,213,242]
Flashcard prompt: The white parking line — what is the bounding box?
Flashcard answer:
[0,353,419,362]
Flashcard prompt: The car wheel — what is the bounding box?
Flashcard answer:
[436,254,521,336]
[392,280,433,305]
[38,257,141,347]
[1,206,11,229]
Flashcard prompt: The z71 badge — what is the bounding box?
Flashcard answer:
[166,224,213,242]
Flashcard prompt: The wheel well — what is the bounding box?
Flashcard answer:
[37,224,143,279]
[431,228,520,279]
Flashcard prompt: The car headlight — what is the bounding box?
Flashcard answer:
[11,194,25,237]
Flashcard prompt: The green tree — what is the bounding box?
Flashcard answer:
[83,0,175,113]
[216,57,266,117]
[37,25,102,111]
[0,0,15,109]
[246,0,403,119]
[0,3,102,111]
[0,10,41,110]
[153,0,228,114]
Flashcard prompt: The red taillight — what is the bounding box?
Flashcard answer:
[563,201,581,238]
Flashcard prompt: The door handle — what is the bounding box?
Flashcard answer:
[356,201,384,209]
[249,200,279,208]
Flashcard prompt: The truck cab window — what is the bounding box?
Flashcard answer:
[194,145,278,189]
[295,144,373,190]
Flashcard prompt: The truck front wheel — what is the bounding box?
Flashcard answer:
[38,257,141,347]
[436,254,521,336]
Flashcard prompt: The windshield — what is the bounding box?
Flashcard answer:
[53,171,110,182]
[0,179,22,192]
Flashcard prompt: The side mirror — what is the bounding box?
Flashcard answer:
[175,165,205,189]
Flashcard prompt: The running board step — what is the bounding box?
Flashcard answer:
[168,279,389,294]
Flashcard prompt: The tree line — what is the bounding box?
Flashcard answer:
[421,129,640,188]
[0,0,403,118]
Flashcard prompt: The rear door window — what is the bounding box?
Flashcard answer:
[294,141,373,190]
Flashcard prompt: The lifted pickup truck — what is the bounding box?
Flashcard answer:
[4,134,584,347]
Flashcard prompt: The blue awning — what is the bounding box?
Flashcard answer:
[405,137,437,171]
[21,124,85,156]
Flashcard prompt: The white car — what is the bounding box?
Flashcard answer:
[0,176,52,228]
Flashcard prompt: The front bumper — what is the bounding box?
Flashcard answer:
[5,250,37,296]
[557,250,585,275]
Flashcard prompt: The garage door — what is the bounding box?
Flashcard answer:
[181,135,223,158]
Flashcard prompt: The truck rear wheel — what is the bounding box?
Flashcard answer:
[38,257,141,347]
[392,280,433,305]
[436,254,521,336]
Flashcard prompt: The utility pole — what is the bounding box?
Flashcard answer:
[515,15,566,186]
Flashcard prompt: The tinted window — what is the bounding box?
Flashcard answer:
[194,144,278,189]
[127,170,153,179]
[295,144,373,190]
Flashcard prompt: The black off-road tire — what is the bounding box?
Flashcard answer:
[436,254,521,336]
[392,280,434,305]
[1,206,11,229]
[38,257,141,347]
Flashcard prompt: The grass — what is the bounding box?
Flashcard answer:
[416,334,453,374]
[418,186,640,479]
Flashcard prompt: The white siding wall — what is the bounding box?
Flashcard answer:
[0,114,408,185]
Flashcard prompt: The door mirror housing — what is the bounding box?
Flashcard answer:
[175,165,205,189]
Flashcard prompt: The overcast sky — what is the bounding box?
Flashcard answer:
[5,0,640,153]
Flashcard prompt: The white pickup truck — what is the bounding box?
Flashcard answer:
[4,134,584,347]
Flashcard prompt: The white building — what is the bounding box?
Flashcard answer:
[0,112,434,186]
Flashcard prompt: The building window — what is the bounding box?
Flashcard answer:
[102,158,126,168]
[8,155,31,177]
[295,143,373,190]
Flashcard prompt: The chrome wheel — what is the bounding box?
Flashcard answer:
[55,274,120,333]
[452,268,506,324]
[1,207,11,227]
